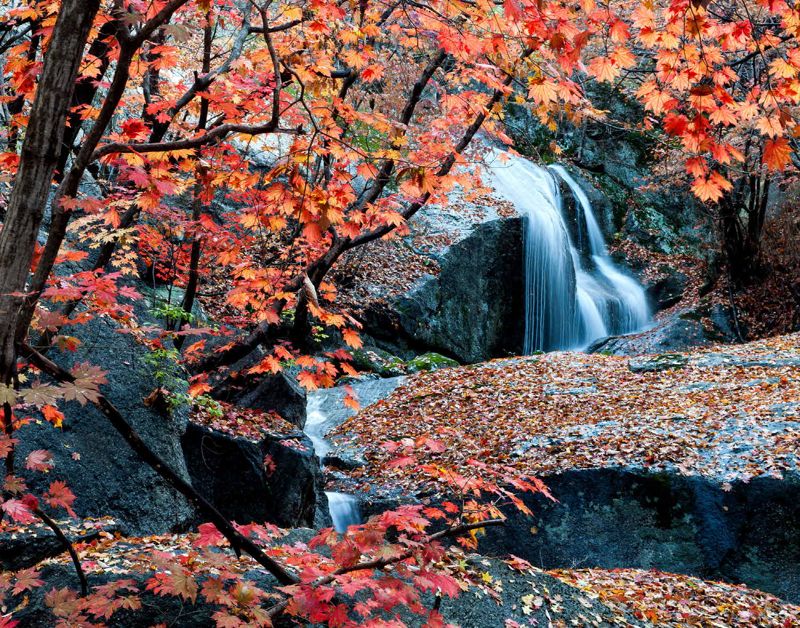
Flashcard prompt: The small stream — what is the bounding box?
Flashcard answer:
[304,377,405,532]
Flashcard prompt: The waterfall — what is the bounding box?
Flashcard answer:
[489,154,649,353]
[305,393,362,532]
[304,378,404,533]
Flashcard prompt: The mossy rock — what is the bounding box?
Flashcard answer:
[629,353,690,373]
[351,348,406,377]
[405,352,459,373]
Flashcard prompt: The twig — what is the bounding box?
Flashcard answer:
[20,343,299,587]
[33,508,88,596]
[266,518,504,618]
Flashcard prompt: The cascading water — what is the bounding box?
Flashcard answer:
[489,153,650,353]
[304,377,405,533]
[305,393,362,533]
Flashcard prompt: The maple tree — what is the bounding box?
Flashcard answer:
[0,0,798,624]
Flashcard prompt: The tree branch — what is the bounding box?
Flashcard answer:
[20,343,299,587]
[92,122,303,160]
[267,518,505,618]
[33,508,88,596]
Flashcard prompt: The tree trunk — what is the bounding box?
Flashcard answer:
[0,0,100,384]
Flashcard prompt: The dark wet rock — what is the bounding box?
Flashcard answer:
[8,562,300,628]
[590,301,741,356]
[14,315,196,535]
[0,520,116,571]
[434,554,637,628]
[481,468,800,603]
[393,217,525,363]
[322,450,366,471]
[215,371,307,429]
[182,423,323,528]
[647,267,690,311]
[9,546,639,627]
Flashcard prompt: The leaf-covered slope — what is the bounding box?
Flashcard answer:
[334,333,800,491]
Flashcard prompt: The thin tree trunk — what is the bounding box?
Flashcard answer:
[55,18,119,180]
[0,0,101,384]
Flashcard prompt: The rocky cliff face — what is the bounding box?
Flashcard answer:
[16,313,196,535]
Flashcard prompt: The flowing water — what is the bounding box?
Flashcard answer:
[304,378,405,533]
[489,154,650,353]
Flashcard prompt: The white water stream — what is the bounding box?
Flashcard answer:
[304,377,405,533]
[490,154,650,352]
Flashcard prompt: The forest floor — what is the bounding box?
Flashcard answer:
[333,333,800,492]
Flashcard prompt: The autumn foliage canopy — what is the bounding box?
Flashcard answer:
[0,0,798,624]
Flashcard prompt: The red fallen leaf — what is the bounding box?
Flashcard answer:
[187,374,212,397]
[12,567,43,595]
[387,455,416,468]
[2,498,36,524]
[42,404,64,428]
[26,448,54,472]
[45,480,76,517]
[21,493,40,512]
[423,438,446,453]
[196,522,225,547]
[331,539,361,567]
[0,437,17,459]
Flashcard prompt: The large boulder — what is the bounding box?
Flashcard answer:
[14,314,197,535]
[482,468,800,604]
[0,518,116,571]
[393,217,524,363]
[212,370,307,429]
[182,423,323,528]
[334,184,525,364]
[229,372,306,429]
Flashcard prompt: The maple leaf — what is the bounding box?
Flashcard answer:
[59,363,107,405]
[2,498,36,524]
[387,455,417,467]
[41,404,65,428]
[4,474,26,494]
[188,374,212,397]
[0,437,17,459]
[120,119,149,140]
[528,78,558,105]
[332,539,362,567]
[342,328,363,349]
[197,522,225,546]
[147,571,198,603]
[44,587,82,618]
[26,449,54,472]
[0,383,16,406]
[415,571,460,597]
[12,568,43,595]
[587,57,620,83]
[691,172,732,202]
[45,480,77,517]
[211,611,245,628]
[20,383,62,407]
[297,370,319,390]
[763,138,793,171]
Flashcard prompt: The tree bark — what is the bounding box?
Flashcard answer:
[0,0,100,384]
